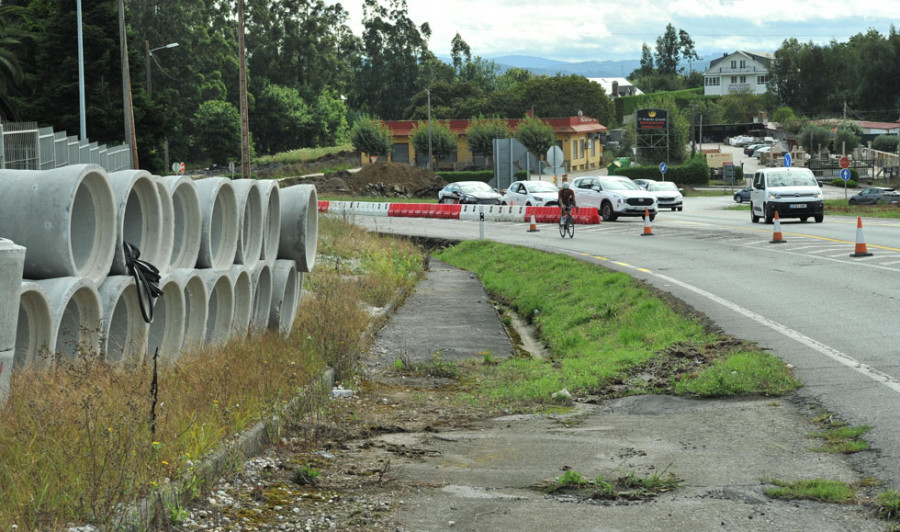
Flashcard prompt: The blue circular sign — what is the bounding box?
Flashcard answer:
[840,168,851,181]
[659,162,667,175]
[783,153,792,167]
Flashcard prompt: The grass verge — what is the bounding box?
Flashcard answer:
[436,240,801,407]
[543,465,681,500]
[809,413,871,454]
[763,478,858,504]
[0,216,423,530]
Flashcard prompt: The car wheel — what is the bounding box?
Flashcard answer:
[800,217,808,222]
[677,206,683,211]
[526,202,532,206]
[815,214,824,223]
[649,213,656,222]
[501,201,507,206]
[671,207,676,211]
[849,199,857,206]
[764,203,774,224]
[600,202,617,222]
[439,198,448,204]
[750,202,759,223]
[734,195,742,203]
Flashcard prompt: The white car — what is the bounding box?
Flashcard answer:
[645,181,683,211]
[501,180,559,206]
[571,175,657,222]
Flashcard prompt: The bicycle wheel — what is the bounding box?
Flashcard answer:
[558,217,567,238]
[566,219,575,238]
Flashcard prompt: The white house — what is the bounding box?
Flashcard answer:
[703,51,772,96]
[587,77,643,98]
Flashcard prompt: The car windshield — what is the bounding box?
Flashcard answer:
[458,182,492,193]
[602,179,640,191]
[767,171,818,187]
[525,181,558,193]
[648,182,679,192]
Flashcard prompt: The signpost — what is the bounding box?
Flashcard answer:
[783,153,792,168]
[840,156,850,169]
[659,162,667,180]
[547,145,564,185]
[841,168,851,200]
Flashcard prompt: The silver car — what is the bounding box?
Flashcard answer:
[571,176,658,222]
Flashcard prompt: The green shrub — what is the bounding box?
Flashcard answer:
[829,178,857,188]
[438,170,494,184]
[612,153,710,185]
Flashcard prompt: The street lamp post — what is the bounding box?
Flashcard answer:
[426,88,432,170]
[145,41,178,96]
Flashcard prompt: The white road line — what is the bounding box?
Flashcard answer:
[652,271,900,394]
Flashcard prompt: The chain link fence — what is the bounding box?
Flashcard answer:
[0,122,132,172]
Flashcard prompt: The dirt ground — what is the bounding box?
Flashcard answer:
[279,161,445,199]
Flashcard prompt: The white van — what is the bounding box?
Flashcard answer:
[750,167,824,224]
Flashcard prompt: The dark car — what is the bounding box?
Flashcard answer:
[438,181,502,205]
[733,185,752,203]
[849,186,900,206]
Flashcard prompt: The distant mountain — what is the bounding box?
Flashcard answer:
[488,55,641,78]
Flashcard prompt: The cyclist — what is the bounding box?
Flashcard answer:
[557,177,577,224]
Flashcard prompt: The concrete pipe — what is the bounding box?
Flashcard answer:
[160,175,202,270]
[0,239,26,352]
[278,185,318,272]
[167,268,208,351]
[98,276,149,363]
[194,178,238,269]
[200,269,234,347]
[0,348,12,403]
[0,164,116,284]
[147,275,185,362]
[152,177,175,276]
[249,262,272,334]
[15,281,52,370]
[108,170,164,276]
[229,265,252,339]
[229,179,264,269]
[257,180,281,264]
[269,259,299,337]
[34,277,102,360]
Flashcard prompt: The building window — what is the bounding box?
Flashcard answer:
[572,140,577,159]
[739,75,747,84]
[730,60,736,68]
[757,75,767,84]
[739,59,746,68]
[731,76,737,84]
[705,77,720,87]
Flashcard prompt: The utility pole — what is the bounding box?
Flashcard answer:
[237,0,251,178]
[427,88,432,170]
[118,0,138,168]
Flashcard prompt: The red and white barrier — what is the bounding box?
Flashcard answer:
[318,201,600,225]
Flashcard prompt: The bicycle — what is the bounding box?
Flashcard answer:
[558,206,575,238]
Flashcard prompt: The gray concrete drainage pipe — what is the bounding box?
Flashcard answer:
[15,281,52,370]
[269,259,300,337]
[230,179,264,269]
[147,274,185,362]
[0,164,116,284]
[229,265,252,339]
[278,185,318,272]
[152,176,175,276]
[166,269,208,352]
[108,170,165,276]
[201,269,235,347]
[99,276,149,363]
[35,276,102,360]
[258,180,281,264]
[160,175,202,270]
[194,178,238,270]
[0,239,26,352]
[250,262,273,334]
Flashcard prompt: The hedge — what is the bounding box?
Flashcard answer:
[610,154,711,185]
[437,170,494,184]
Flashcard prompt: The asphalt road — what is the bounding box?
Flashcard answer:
[354,198,900,492]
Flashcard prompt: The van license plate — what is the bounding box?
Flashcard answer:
[789,203,806,209]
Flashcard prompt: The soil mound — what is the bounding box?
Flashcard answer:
[348,162,445,198]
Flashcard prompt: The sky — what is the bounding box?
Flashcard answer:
[329,0,900,66]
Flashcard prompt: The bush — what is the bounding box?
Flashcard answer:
[438,170,494,184]
[872,135,899,153]
[829,178,857,188]
[612,153,710,185]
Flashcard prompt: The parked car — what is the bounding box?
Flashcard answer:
[632,178,655,190]
[438,181,502,204]
[734,185,752,203]
[571,175,657,222]
[744,143,766,156]
[752,146,772,158]
[646,181,683,211]
[848,186,900,206]
[501,180,559,206]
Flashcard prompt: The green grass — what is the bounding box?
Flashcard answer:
[437,240,800,406]
[544,466,681,500]
[808,414,871,454]
[253,144,354,165]
[764,478,857,504]
[318,196,438,203]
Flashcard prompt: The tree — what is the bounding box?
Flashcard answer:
[515,116,554,159]
[772,106,796,123]
[638,43,654,76]
[872,134,899,152]
[799,124,831,156]
[350,116,392,157]
[718,88,765,123]
[410,120,455,166]
[654,24,680,75]
[450,32,471,77]
[312,89,350,146]
[834,125,861,154]
[465,119,510,167]
[194,100,242,165]
[678,29,700,72]
[251,82,312,155]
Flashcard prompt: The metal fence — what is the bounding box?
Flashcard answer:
[0,122,132,172]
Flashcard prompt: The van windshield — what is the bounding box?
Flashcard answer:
[768,171,818,187]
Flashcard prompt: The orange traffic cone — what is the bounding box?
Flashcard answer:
[527,213,539,232]
[850,217,873,257]
[770,210,786,243]
[641,209,654,236]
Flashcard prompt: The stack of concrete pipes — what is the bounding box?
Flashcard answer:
[0,164,318,402]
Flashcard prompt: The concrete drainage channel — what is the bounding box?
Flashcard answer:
[0,164,318,402]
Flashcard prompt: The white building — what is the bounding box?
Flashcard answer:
[703,51,772,96]
[587,77,643,98]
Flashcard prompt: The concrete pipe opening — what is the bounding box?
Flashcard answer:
[99,276,149,363]
[258,180,281,264]
[0,239,26,352]
[278,185,318,272]
[0,165,116,284]
[201,270,234,347]
[160,175,202,270]
[15,281,52,370]
[35,277,103,361]
[230,180,264,269]
[152,177,175,276]
[148,275,185,362]
[250,262,273,334]
[194,178,238,269]
[168,269,208,351]
[269,259,299,337]
[108,170,164,276]
[229,265,252,339]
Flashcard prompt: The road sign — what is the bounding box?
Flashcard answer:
[840,168,851,181]
[659,162,667,175]
[171,162,180,173]
[546,146,564,168]
[783,153,792,167]
[840,156,850,169]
